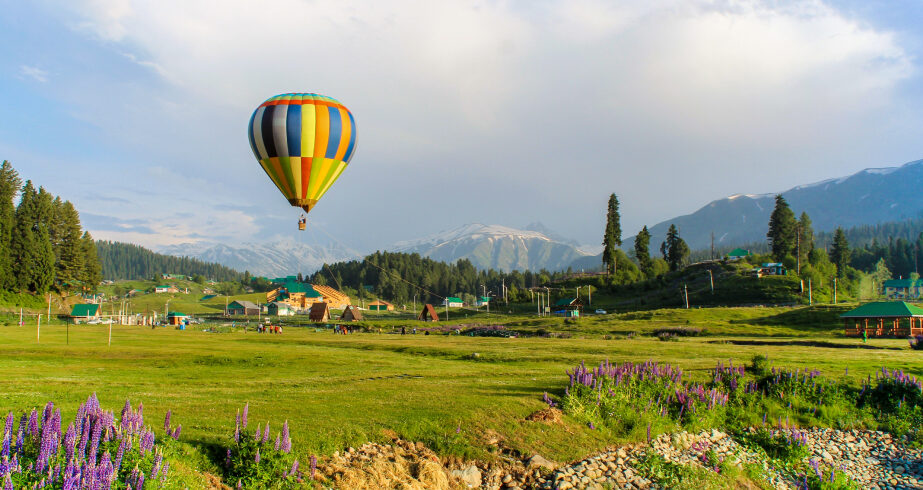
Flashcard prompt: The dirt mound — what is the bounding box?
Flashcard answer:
[526,407,563,424]
[321,440,467,490]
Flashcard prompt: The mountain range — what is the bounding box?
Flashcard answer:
[158,158,923,276]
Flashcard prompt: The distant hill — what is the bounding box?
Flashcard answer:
[389,223,591,272]
[639,158,923,251]
[96,241,244,281]
[158,239,359,278]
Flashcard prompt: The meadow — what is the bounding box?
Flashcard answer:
[1,306,921,486]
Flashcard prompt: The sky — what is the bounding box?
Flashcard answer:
[1,0,922,253]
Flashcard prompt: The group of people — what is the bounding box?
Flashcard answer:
[257,324,282,334]
[334,325,355,334]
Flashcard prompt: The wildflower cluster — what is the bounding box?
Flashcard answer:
[858,367,923,440]
[741,424,809,463]
[0,393,173,489]
[561,360,730,435]
[795,459,857,490]
[224,403,301,488]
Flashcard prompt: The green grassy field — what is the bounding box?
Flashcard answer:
[1,306,921,485]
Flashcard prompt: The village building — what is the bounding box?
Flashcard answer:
[167,312,188,326]
[726,248,751,261]
[266,282,322,309]
[840,301,923,338]
[476,296,491,307]
[368,300,395,311]
[70,304,101,323]
[882,279,923,299]
[309,302,330,322]
[553,297,583,318]
[268,302,294,316]
[154,285,179,293]
[340,305,363,322]
[418,304,439,322]
[312,284,351,309]
[227,300,260,316]
[751,263,787,278]
[442,297,464,308]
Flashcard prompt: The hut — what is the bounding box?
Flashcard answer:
[340,305,363,322]
[227,300,260,316]
[368,300,394,311]
[268,302,294,316]
[840,301,923,338]
[167,312,188,326]
[418,304,439,322]
[309,302,330,322]
[70,304,101,323]
[554,297,583,318]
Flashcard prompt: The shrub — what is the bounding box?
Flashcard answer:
[739,427,810,463]
[652,326,704,337]
[909,335,923,350]
[749,354,771,377]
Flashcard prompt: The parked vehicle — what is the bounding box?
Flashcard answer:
[595,309,607,315]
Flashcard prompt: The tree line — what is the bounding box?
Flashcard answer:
[96,240,245,282]
[0,161,102,295]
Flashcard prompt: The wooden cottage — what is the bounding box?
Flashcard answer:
[309,302,330,322]
[227,300,260,316]
[70,304,101,323]
[840,301,923,338]
[368,300,394,311]
[554,297,583,318]
[340,305,363,322]
[418,304,439,322]
[883,279,923,300]
[167,312,188,326]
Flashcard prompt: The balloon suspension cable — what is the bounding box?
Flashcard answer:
[307,219,506,316]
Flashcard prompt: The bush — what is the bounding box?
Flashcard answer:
[652,327,705,337]
[909,335,923,350]
[739,427,810,463]
[749,354,771,377]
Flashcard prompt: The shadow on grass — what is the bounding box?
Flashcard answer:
[708,339,902,350]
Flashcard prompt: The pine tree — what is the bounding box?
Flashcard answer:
[797,212,814,272]
[662,224,690,271]
[830,227,850,279]
[31,187,56,293]
[81,232,102,291]
[601,194,622,278]
[767,195,797,261]
[0,161,21,289]
[54,200,85,290]
[634,225,653,278]
[10,181,37,291]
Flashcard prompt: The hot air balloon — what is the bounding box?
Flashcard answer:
[248,93,357,229]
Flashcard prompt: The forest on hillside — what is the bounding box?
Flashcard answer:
[96,241,244,282]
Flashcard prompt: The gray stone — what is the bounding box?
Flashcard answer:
[451,465,482,488]
[529,454,558,471]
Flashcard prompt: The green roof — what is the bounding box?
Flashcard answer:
[554,297,578,307]
[727,248,751,257]
[445,297,463,303]
[282,282,320,297]
[70,304,100,317]
[479,296,490,302]
[155,285,171,289]
[840,301,923,318]
[167,311,187,317]
[883,279,923,288]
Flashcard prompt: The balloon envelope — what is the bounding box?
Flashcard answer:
[248,93,357,213]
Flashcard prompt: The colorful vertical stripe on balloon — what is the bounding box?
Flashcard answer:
[248,93,357,209]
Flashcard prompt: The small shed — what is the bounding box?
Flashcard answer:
[340,305,363,322]
[418,304,439,322]
[70,304,101,322]
[840,301,923,338]
[554,297,583,318]
[309,302,330,322]
[368,300,394,311]
[268,302,294,316]
[167,312,188,326]
[227,300,260,316]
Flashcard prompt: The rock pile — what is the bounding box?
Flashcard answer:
[796,428,923,489]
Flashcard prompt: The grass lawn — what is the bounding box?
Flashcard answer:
[1,309,920,484]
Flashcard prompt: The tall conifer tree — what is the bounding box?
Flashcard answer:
[55,200,85,289]
[830,228,850,279]
[602,194,622,278]
[767,195,797,261]
[10,180,38,291]
[81,232,102,291]
[0,161,21,289]
[634,225,653,278]
[662,224,690,271]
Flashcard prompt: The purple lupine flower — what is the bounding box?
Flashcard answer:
[646,423,652,444]
[161,462,169,483]
[254,425,260,442]
[242,403,248,429]
[588,422,595,430]
[290,459,300,478]
[164,410,172,432]
[151,452,162,479]
[311,455,317,480]
[114,438,126,471]
[262,423,270,444]
[3,473,11,490]
[226,448,232,467]
[255,448,260,463]
[172,425,181,440]
[281,421,291,453]
[274,434,281,451]
[237,480,242,489]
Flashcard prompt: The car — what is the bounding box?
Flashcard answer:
[595,309,607,315]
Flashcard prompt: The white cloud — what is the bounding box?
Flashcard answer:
[19,65,49,83]
[29,0,923,246]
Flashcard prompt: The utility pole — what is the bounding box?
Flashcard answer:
[710,231,715,260]
[796,223,801,275]
[588,286,592,305]
[834,278,837,304]
[708,270,714,294]
[37,314,42,343]
[809,279,813,305]
[683,284,689,309]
